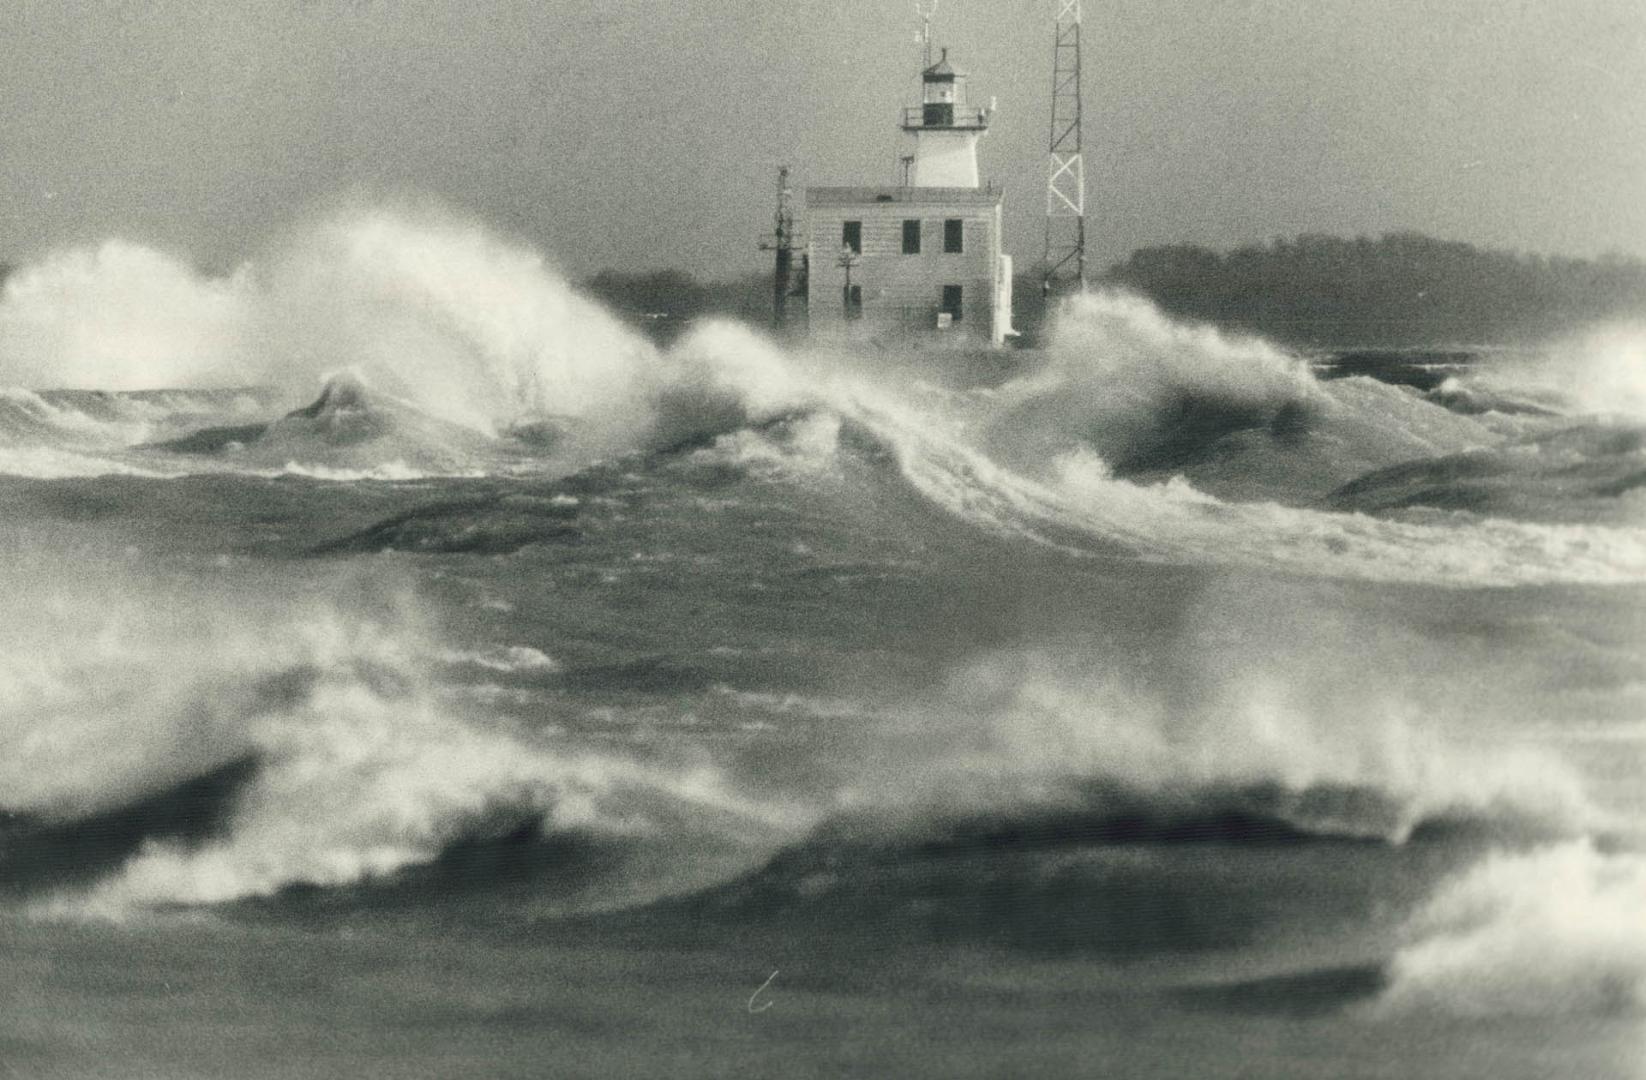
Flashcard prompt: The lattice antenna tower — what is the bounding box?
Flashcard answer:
[1044,0,1087,295]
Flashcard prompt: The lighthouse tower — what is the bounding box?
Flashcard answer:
[903,48,988,188]
[801,46,1013,348]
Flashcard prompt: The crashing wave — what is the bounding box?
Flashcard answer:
[1375,840,1646,1017]
[978,291,1496,502]
[0,559,799,917]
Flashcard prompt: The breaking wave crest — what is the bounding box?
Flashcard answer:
[1328,420,1646,524]
[2,210,1642,587]
[981,291,1496,499]
[1460,321,1646,422]
[831,642,1601,851]
[0,241,250,391]
[0,210,822,477]
[857,393,1646,586]
[0,210,654,436]
[0,558,797,917]
[809,292,1646,586]
[1376,840,1646,1017]
[0,386,270,478]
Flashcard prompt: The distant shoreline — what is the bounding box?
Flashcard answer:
[582,232,1646,350]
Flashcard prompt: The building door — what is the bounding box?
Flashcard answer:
[940,285,963,321]
[846,285,863,320]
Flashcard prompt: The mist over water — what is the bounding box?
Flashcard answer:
[1,207,1643,1078]
[0,241,250,391]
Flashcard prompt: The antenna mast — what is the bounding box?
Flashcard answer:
[1044,0,1087,296]
[915,1,939,67]
[758,165,799,332]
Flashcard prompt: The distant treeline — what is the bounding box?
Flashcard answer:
[590,232,1646,348]
[1102,233,1646,346]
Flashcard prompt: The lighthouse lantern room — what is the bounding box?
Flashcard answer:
[904,48,988,188]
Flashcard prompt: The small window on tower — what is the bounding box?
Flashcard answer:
[943,219,964,254]
[941,285,963,321]
[902,220,921,255]
[842,221,862,255]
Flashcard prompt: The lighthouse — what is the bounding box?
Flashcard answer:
[801,47,1014,348]
[903,48,988,188]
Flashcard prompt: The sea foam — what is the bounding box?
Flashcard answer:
[0,556,798,916]
[1376,840,1646,1017]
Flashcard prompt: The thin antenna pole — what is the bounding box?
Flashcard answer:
[758,165,796,331]
[1044,0,1087,297]
[915,1,939,67]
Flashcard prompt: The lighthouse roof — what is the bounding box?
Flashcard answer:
[922,48,962,81]
[805,185,1001,208]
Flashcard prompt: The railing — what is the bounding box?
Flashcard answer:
[901,105,989,130]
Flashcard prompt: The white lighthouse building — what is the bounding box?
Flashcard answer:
[907,48,985,187]
[804,48,1014,348]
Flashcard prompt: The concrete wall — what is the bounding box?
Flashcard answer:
[806,197,1003,346]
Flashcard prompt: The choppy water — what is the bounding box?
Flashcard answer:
[2,210,1644,1079]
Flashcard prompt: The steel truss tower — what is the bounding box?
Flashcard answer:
[1043,0,1087,295]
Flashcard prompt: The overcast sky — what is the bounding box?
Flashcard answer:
[2,0,1642,280]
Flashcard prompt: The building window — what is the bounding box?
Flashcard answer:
[941,285,963,321]
[846,285,863,320]
[902,219,921,255]
[842,221,862,255]
[943,219,963,253]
